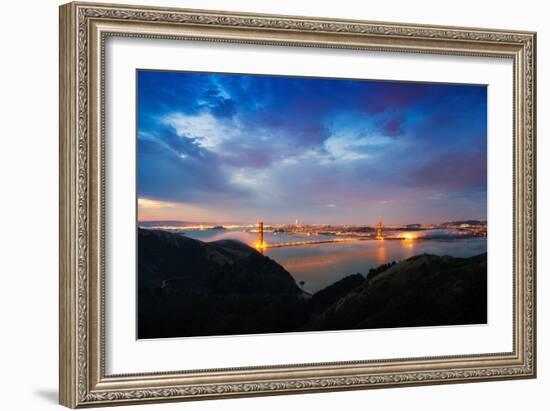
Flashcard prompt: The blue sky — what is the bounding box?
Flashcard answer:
[137,70,487,225]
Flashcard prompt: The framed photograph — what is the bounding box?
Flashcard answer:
[59,2,537,408]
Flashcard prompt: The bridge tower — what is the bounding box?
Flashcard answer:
[258,221,264,248]
[376,222,383,240]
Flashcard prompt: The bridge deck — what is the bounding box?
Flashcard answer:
[263,237,375,248]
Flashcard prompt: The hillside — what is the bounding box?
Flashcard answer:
[138,229,307,338]
[303,253,487,331]
[138,229,487,339]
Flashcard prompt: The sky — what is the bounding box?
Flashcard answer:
[137,70,487,225]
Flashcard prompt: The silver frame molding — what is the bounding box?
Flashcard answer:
[59,2,537,408]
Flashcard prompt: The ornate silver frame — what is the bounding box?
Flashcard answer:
[59,1,536,408]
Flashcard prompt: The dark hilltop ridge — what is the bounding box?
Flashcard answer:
[138,229,487,339]
[138,229,307,339]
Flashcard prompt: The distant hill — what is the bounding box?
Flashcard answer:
[442,220,487,226]
[138,220,214,227]
[138,220,196,227]
[138,229,487,339]
[138,220,241,227]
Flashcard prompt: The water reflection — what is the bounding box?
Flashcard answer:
[265,238,486,292]
[375,244,386,265]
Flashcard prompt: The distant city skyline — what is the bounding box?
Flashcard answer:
[137,70,487,225]
[136,214,487,227]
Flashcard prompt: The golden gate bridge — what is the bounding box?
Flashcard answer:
[254,221,385,252]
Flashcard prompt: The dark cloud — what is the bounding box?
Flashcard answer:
[201,85,238,118]
[158,126,204,157]
[137,129,250,203]
[361,82,431,114]
[409,152,487,190]
[376,113,406,137]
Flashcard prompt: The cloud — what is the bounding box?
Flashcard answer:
[361,82,431,114]
[137,127,252,203]
[323,130,393,162]
[428,193,448,201]
[376,113,406,137]
[163,112,238,150]
[199,84,238,118]
[409,152,487,190]
[164,112,284,169]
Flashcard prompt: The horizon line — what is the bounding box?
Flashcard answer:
[137,218,487,226]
